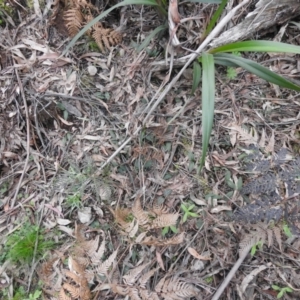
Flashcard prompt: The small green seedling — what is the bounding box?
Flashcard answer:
[226,51,241,80]
[283,223,293,238]
[272,285,293,299]
[225,170,242,191]
[65,192,82,209]
[250,241,263,256]
[24,290,42,300]
[205,276,213,284]
[226,67,237,80]
[162,225,178,236]
[181,203,199,223]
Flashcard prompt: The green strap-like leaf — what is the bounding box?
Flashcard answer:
[62,0,159,56]
[214,53,300,91]
[200,53,215,170]
[204,0,228,37]
[210,40,300,54]
[137,24,167,52]
[192,61,202,94]
[189,0,222,3]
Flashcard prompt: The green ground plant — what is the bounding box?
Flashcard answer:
[23,290,42,300]
[65,192,82,209]
[226,67,237,80]
[282,223,293,238]
[272,285,293,299]
[250,240,263,256]
[0,0,13,24]
[3,222,55,264]
[2,285,43,300]
[162,225,178,236]
[181,202,199,223]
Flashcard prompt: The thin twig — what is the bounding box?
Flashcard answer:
[10,66,31,209]
[211,243,252,300]
[97,0,250,171]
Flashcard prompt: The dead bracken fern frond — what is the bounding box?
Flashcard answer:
[156,276,200,299]
[102,264,200,300]
[42,225,118,299]
[96,248,118,276]
[149,213,179,229]
[92,24,122,52]
[112,196,182,247]
[60,257,91,300]
[123,262,151,286]
[64,8,84,37]
[151,203,170,216]
[59,288,71,300]
[132,196,151,228]
[60,0,122,51]
[141,232,185,246]
[239,223,283,256]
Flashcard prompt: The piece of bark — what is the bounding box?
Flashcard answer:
[210,0,300,48]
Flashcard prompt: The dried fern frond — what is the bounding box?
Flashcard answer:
[84,13,94,37]
[74,0,97,10]
[64,269,82,284]
[150,213,179,229]
[62,282,82,299]
[129,287,141,300]
[151,203,170,216]
[110,283,129,296]
[239,224,267,256]
[49,0,60,24]
[114,207,132,228]
[122,262,151,286]
[267,224,282,251]
[140,233,184,246]
[68,256,85,275]
[62,257,91,300]
[59,288,71,300]
[64,9,84,37]
[39,256,60,281]
[96,248,118,276]
[90,234,106,264]
[92,24,122,52]
[139,289,160,300]
[156,276,199,300]
[139,267,159,289]
[132,196,150,228]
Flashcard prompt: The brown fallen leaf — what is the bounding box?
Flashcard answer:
[188,247,211,260]
[156,250,165,270]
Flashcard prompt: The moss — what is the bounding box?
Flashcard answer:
[4,222,55,264]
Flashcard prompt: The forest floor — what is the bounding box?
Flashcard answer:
[1,0,300,299]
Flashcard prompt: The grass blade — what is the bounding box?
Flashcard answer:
[192,61,202,94]
[210,40,300,54]
[200,53,215,170]
[137,24,167,52]
[189,0,222,3]
[214,53,300,91]
[62,0,159,56]
[204,0,228,37]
